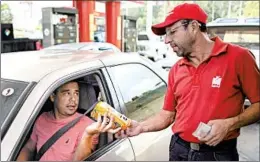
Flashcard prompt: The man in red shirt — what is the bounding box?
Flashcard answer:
[117,3,260,161]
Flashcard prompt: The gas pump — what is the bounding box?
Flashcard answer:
[42,7,78,48]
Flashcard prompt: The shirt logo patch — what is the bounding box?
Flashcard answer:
[65,138,70,144]
[211,76,222,88]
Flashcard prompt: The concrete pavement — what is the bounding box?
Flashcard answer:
[238,123,259,161]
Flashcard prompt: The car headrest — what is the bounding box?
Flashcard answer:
[78,83,97,111]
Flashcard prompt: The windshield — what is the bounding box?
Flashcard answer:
[207,26,259,50]
[0,79,29,127]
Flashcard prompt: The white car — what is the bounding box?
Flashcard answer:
[137,32,168,61]
[1,49,172,161]
[43,42,121,53]
[210,17,259,24]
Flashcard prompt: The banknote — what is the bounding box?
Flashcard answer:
[192,122,212,139]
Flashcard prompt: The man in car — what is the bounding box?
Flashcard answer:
[17,80,120,161]
[117,3,260,161]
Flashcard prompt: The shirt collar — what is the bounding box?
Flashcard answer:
[210,36,228,57]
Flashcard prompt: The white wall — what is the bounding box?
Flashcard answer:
[2,1,73,30]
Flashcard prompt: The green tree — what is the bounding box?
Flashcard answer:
[230,1,244,18]
[121,2,148,32]
[152,1,186,25]
[243,1,259,17]
[195,1,224,22]
[193,1,242,22]
[1,3,13,24]
[137,6,147,32]
[152,5,164,25]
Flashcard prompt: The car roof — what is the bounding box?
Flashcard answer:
[207,17,259,27]
[207,23,259,27]
[44,42,117,50]
[1,50,140,82]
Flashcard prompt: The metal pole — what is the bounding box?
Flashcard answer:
[163,1,166,18]
[239,1,243,17]
[146,2,153,34]
[220,1,224,17]
[228,1,232,18]
[212,1,215,21]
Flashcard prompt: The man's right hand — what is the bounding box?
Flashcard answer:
[115,120,143,138]
[115,109,176,138]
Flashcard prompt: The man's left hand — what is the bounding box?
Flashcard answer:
[198,119,231,146]
[85,113,121,136]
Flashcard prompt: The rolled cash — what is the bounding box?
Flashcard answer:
[192,122,212,139]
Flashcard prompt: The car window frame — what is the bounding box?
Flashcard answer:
[8,68,124,161]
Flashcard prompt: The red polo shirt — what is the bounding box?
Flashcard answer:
[163,37,260,143]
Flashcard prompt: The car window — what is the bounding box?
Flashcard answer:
[245,18,259,23]
[207,26,259,50]
[0,79,29,126]
[138,34,149,41]
[109,63,167,121]
[216,18,238,23]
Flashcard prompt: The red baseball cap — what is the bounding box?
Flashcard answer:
[151,3,208,36]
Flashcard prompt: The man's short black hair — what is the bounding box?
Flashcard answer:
[181,19,207,33]
[53,79,81,95]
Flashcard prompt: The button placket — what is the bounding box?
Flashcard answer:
[193,69,200,87]
[192,63,205,86]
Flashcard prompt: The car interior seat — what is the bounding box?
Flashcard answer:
[78,82,109,151]
[78,82,98,115]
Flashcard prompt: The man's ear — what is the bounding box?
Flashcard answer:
[50,93,55,102]
[191,20,200,32]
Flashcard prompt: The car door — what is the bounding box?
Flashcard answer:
[106,63,173,161]
[89,139,135,161]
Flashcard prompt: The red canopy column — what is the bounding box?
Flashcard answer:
[106,1,121,49]
[72,0,76,8]
[76,1,95,42]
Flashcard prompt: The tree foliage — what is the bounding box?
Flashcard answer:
[1,3,13,24]
[243,1,259,17]
[123,1,258,32]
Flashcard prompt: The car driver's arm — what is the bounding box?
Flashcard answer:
[17,138,36,161]
[73,114,120,161]
[72,132,97,161]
